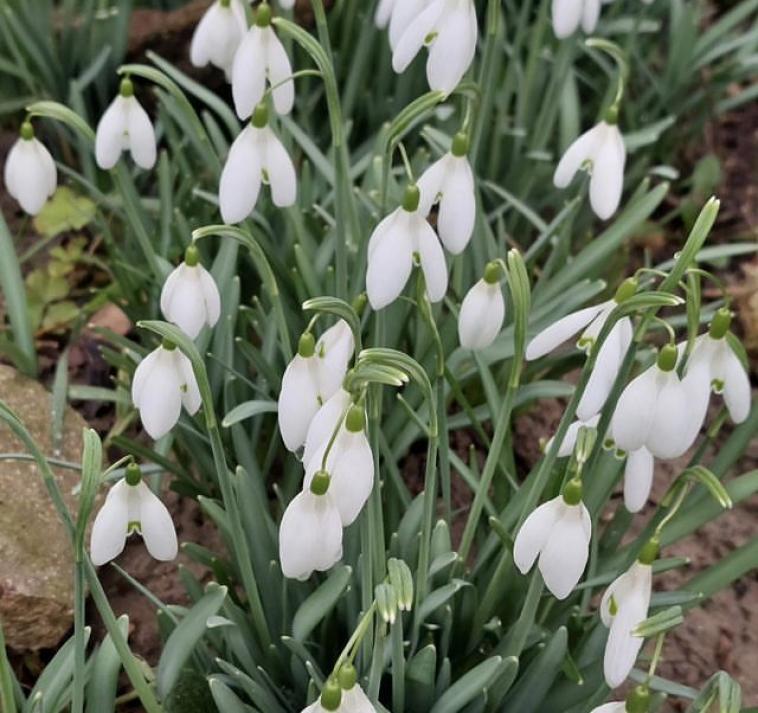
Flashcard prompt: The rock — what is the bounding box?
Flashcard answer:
[0,364,87,651]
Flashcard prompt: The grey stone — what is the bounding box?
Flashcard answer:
[0,364,86,651]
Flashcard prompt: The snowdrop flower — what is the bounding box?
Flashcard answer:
[417,132,476,254]
[552,0,602,38]
[588,704,625,713]
[554,111,626,220]
[611,344,692,460]
[279,478,342,580]
[392,0,478,94]
[546,414,601,457]
[514,479,591,599]
[3,121,57,216]
[219,103,297,224]
[90,463,177,565]
[95,78,157,170]
[301,666,375,713]
[681,309,751,437]
[623,447,654,513]
[386,0,429,48]
[132,341,201,440]
[601,540,656,688]
[366,184,448,309]
[458,261,505,350]
[526,278,636,420]
[190,0,247,80]
[278,322,355,453]
[231,3,294,119]
[160,245,221,339]
[304,402,374,526]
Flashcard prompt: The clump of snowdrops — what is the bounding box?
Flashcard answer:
[0,1,756,712]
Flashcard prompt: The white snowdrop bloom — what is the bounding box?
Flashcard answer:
[219,104,297,224]
[622,447,654,513]
[546,414,601,457]
[601,548,655,688]
[160,245,221,339]
[681,309,751,435]
[458,263,505,351]
[611,344,692,460]
[278,323,355,453]
[132,342,201,440]
[417,133,476,254]
[90,465,177,566]
[366,185,448,309]
[552,0,602,38]
[554,117,626,220]
[3,121,57,216]
[231,3,294,119]
[526,279,637,420]
[588,703,625,713]
[190,0,248,80]
[301,667,375,713]
[338,684,375,713]
[513,481,591,599]
[388,0,429,48]
[392,0,478,94]
[279,487,342,580]
[304,403,374,527]
[95,78,157,170]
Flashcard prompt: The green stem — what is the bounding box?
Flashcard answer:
[0,623,16,713]
[72,559,86,713]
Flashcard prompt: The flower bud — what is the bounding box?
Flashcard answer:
[604,104,619,125]
[656,343,677,372]
[625,685,650,713]
[708,307,732,340]
[19,121,34,141]
[402,184,420,212]
[451,132,469,157]
[338,663,357,690]
[255,2,272,27]
[345,404,365,433]
[125,461,142,486]
[483,260,501,285]
[614,277,638,304]
[184,244,200,267]
[252,102,269,128]
[119,77,134,98]
[562,478,583,506]
[310,470,331,496]
[161,338,177,352]
[320,679,342,712]
[637,536,659,565]
[298,332,316,358]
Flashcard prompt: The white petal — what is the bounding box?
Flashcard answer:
[539,503,591,599]
[95,97,128,170]
[716,343,751,423]
[553,123,603,188]
[220,127,262,224]
[552,0,583,38]
[417,153,449,217]
[611,367,657,453]
[133,349,183,439]
[546,415,600,458]
[278,356,321,452]
[458,279,505,350]
[279,491,343,580]
[198,265,222,329]
[589,124,626,220]
[135,482,178,561]
[341,685,376,713]
[262,127,297,207]
[160,264,207,339]
[581,0,602,33]
[623,447,654,513]
[316,320,354,399]
[375,0,396,28]
[125,97,156,170]
[368,210,399,259]
[426,2,478,93]
[526,303,606,360]
[231,28,267,119]
[513,497,562,574]
[680,347,713,446]
[646,371,690,459]
[437,157,476,253]
[175,351,202,415]
[264,28,295,115]
[303,389,352,467]
[190,4,217,68]
[366,214,414,309]
[36,139,57,198]
[590,705,626,713]
[4,139,55,215]
[415,218,448,302]
[389,0,430,49]
[392,0,445,74]
[90,480,130,566]
[603,587,649,688]
[577,319,626,420]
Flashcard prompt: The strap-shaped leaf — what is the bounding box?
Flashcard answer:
[292,566,352,641]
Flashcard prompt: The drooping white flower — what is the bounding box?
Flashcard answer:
[95,78,157,170]
[304,402,374,527]
[526,279,637,420]
[387,0,430,48]
[554,117,626,220]
[90,465,177,565]
[190,0,248,80]
[219,104,297,224]
[551,0,602,38]
[417,133,476,254]
[278,322,355,453]
[279,488,343,580]
[680,309,751,439]
[546,414,601,457]
[458,263,505,351]
[366,185,448,309]
[392,0,478,94]
[3,121,57,216]
[611,344,692,460]
[132,343,201,440]
[231,4,294,119]
[160,246,221,339]
[513,481,591,599]
[301,666,376,713]
[623,447,654,513]
[601,556,653,688]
